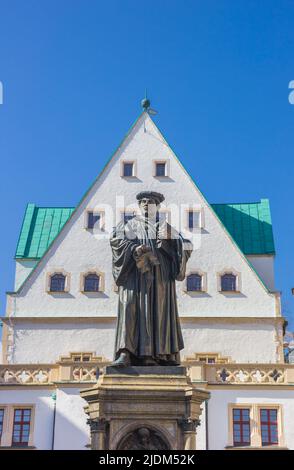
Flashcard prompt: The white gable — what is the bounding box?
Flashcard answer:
[7,112,278,319]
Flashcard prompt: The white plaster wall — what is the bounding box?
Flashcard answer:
[11,321,116,363]
[247,255,275,291]
[10,319,278,364]
[53,388,90,450]
[8,113,276,319]
[0,387,90,449]
[182,320,279,363]
[195,402,207,450]
[15,260,38,291]
[207,389,294,450]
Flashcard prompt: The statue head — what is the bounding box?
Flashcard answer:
[137,427,150,445]
[136,191,164,218]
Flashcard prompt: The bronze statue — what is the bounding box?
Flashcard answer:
[110,191,192,367]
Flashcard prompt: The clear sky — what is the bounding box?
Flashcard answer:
[0,1,293,329]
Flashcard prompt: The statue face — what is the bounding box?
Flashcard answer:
[139,197,158,218]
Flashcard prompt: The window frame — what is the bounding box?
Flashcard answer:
[85,209,105,231]
[153,160,170,178]
[232,407,251,447]
[80,270,105,294]
[257,404,284,448]
[218,269,241,293]
[12,408,32,447]
[121,160,137,178]
[83,273,100,293]
[186,273,203,293]
[184,270,207,294]
[259,408,278,446]
[183,207,204,231]
[46,270,70,294]
[228,404,285,449]
[0,405,35,448]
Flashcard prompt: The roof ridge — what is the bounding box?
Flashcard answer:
[211,200,268,206]
[27,201,269,209]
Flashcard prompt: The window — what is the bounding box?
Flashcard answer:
[87,212,102,229]
[0,409,4,441]
[207,358,216,364]
[188,210,201,229]
[122,211,135,224]
[221,273,237,292]
[158,211,170,224]
[60,352,97,362]
[155,162,166,177]
[233,408,251,446]
[228,404,283,449]
[186,353,230,364]
[187,273,202,292]
[49,273,66,292]
[260,409,278,446]
[84,273,100,292]
[12,409,31,447]
[123,162,134,177]
[199,357,216,364]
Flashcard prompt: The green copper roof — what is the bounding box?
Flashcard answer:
[15,199,275,260]
[211,199,275,255]
[15,204,75,259]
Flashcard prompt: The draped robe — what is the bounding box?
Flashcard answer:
[110,214,192,363]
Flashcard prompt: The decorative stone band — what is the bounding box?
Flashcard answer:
[0,366,55,385]
[210,365,287,384]
[0,362,294,386]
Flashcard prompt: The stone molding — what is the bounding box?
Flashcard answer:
[1,361,294,386]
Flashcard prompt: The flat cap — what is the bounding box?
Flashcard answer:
[136,191,165,204]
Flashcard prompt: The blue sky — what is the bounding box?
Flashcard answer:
[0,0,293,328]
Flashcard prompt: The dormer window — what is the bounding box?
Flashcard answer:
[84,273,100,292]
[49,273,66,292]
[220,273,237,292]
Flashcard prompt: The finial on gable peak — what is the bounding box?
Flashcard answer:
[141,89,150,111]
[141,90,158,115]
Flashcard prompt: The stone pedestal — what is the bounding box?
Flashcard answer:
[80,366,209,450]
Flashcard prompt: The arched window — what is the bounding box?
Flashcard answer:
[84,273,100,292]
[221,273,237,292]
[49,273,66,292]
[187,273,202,292]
